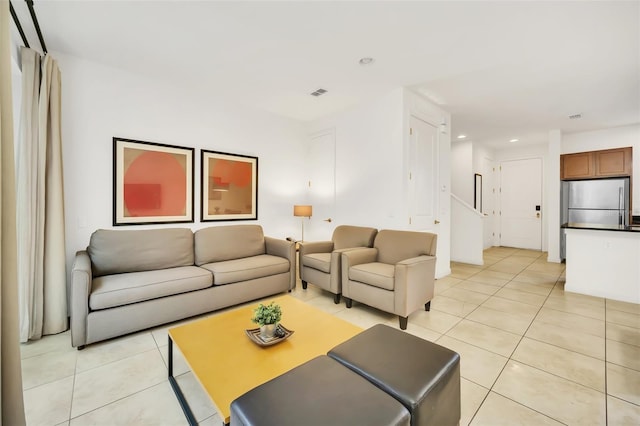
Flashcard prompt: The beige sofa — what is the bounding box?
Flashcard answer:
[71,225,295,348]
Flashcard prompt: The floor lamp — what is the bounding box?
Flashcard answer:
[293,205,312,242]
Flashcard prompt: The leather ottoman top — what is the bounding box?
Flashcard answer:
[327,324,460,410]
[230,355,410,426]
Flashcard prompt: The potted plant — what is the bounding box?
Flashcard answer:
[251,301,282,339]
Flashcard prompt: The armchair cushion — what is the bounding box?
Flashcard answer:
[303,252,332,273]
[349,263,395,290]
[375,230,437,265]
[333,225,378,250]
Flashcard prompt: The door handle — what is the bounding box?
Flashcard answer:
[324,218,332,223]
[536,212,540,218]
[434,219,440,225]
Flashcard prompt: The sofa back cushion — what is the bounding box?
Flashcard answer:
[332,225,378,250]
[195,225,265,265]
[88,228,194,277]
[374,230,437,265]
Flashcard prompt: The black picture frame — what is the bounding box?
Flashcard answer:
[474,173,483,212]
[113,137,194,226]
[200,149,258,222]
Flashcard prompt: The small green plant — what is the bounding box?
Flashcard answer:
[251,302,282,326]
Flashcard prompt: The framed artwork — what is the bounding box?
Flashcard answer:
[474,173,482,212]
[113,137,194,225]
[201,150,258,221]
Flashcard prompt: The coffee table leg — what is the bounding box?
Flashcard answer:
[168,335,198,426]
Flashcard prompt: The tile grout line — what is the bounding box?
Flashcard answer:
[466,249,570,425]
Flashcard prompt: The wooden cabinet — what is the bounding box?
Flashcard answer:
[561,152,594,179]
[595,148,632,177]
[561,147,632,180]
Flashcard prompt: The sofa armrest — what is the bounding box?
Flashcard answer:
[299,241,334,257]
[394,255,437,317]
[71,250,92,348]
[265,236,296,290]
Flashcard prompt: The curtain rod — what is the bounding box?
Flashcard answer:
[9,0,48,54]
[26,0,47,54]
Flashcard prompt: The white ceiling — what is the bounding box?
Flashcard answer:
[10,0,640,149]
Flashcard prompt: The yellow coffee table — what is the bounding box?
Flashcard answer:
[168,295,363,425]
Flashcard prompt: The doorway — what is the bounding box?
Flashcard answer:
[408,115,437,232]
[499,158,542,250]
[305,129,336,241]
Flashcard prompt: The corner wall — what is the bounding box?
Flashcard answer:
[307,88,452,277]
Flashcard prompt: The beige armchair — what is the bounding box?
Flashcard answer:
[341,230,437,330]
[299,225,378,304]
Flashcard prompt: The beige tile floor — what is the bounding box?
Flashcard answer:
[21,248,640,425]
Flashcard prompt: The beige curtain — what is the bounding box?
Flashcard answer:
[17,48,67,342]
[0,0,27,423]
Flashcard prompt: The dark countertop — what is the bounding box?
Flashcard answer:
[562,223,640,233]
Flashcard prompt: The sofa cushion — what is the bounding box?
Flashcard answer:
[349,262,395,291]
[89,266,212,310]
[200,254,290,285]
[88,228,194,277]
[195,225,265,265]
[302,253,331,273]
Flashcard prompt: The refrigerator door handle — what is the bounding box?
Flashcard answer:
[619,187,623,225]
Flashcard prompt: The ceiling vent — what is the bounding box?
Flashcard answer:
[310,88,327,97]
[569,113,582,119]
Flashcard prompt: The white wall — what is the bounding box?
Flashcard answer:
[56,52,307,276]
[451,140,473,205]
[307,89,404,236]
[562,124,640,215]
[307,88,452,278]
[451,194,484,265]
[307,89,404,234]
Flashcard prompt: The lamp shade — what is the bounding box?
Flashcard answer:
[293,205,312,217]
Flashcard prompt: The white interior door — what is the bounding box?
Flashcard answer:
[481,156,495,248]
[408,115,437,231]
[306,129,336,241]
[500,158,542,250]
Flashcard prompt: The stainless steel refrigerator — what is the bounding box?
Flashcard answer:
[560,177,630,260]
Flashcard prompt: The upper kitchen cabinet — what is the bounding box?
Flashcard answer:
[595,147,632,177]
[561,147,632,180]
[561,152,594,179]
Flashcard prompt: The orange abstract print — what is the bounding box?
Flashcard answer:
[208,158,253,215]
[123,149,187,217]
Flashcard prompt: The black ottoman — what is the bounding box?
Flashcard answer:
[328,324,460,426]
[230,355,410,426]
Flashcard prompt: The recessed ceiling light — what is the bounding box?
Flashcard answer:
[359,57,375,66]
[457,134,467,139]
[509,138,519,143]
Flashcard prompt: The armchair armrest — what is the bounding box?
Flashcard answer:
[341,248,378,299]
[299,241,334,257]
[341,247,378,267]
[265,236,296,290]
[71,250,92,348]
[394,255,437,317]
